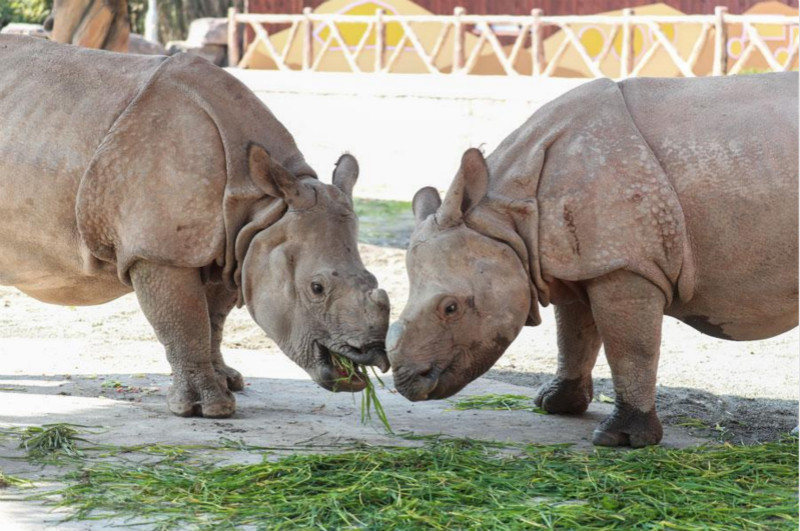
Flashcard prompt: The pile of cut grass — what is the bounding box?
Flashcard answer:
[450,393,548,413]
[47,437,798,531]
[19,424,87,461]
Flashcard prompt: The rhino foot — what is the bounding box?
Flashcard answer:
[167,367,236,418]
[592,402,663,448]
[534,376,593,414]
[214,362,245,392]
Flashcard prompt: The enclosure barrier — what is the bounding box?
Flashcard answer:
[226,7,799,78]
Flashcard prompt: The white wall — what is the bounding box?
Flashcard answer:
[227,70,588,200]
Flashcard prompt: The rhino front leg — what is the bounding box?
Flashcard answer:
[534,300,601,414]
[586,270,664,448]
[130,262,236,418]
[206,283,245,392]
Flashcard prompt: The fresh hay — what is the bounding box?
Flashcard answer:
[330,354,392,433]
[450,393,548,413]
[40,437,798,531]
[19,424,87,461]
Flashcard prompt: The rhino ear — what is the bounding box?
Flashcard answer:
[438,148,489,227]
[248,143,314,209]
[412,187,442,225]
[332,153,359,201]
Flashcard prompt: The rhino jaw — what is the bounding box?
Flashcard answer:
[310,341,368,393]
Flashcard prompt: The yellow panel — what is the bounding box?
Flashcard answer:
[580,27,606,58]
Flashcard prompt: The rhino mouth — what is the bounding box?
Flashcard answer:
[312,341,368,393]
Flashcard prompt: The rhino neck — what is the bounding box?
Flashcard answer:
[464,109,567,323]
[230,197,288,306]
[465,197,549,326]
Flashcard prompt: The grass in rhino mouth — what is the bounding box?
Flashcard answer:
[330,354,392,433]
[2,425,797,531]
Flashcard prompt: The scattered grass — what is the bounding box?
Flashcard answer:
[43,437,798,531]
[19,424,88,461]
[331,355,393,433]
[596,393,615,404]
[0,471,28,489]
[450,393,548,414]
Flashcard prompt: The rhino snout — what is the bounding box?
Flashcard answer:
[386,321,405,365]
[368,288,389,309]
[393,362,441,402]
[387,321,441,400]
[337,343,390,373]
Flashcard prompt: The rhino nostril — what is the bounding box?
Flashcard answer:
[418,365,439,381]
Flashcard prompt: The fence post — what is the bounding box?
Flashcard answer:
[227,7,240,68]
[530,8,544,76]
[453,7,466,73]
[375,8,385,72]
[620,8,634,78]
[302,7,313,71]
[713,6,728,75]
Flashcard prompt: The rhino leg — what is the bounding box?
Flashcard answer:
[586,270,664,448]
[534,300,601,414]
[130,262,236,418]
[205,283,245,392]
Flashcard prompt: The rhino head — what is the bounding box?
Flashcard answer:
[240,144,390,392]
[387,148,533,401]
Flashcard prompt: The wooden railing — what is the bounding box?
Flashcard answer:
[227,7,799,77]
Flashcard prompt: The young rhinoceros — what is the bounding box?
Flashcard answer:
[0,35,390,418]
[387,73,798,447]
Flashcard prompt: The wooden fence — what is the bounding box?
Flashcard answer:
[227,7,799,77]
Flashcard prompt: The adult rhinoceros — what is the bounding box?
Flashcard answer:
[387,73,798,447]
[0,35,390,418]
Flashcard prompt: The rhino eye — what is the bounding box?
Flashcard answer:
[311,282,325,295]
[444,302,458,315]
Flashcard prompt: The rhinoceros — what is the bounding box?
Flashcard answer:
[387,73,798,447]
[0,35,390,418]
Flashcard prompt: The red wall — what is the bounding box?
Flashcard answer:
[246,0,798,15]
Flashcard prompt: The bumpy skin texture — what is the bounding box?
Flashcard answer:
[0,36,390,418]
[388,73,798,447]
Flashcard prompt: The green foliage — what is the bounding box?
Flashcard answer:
[450,393,548,414]
[0,0,52,28]
[19,423,86,461]
[128,0,236,43]
[47,437,799,531]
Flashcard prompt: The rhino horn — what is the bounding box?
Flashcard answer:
[437,147,489,228]
[248,142,315,210]
[412,186,441,225]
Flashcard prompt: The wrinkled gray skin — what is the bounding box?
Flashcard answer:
[0,36,389,418]
[388,73,798,447]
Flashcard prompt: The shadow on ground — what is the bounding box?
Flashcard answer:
[485,368,798,444]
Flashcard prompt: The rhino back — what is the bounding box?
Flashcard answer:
[0,36,166,290]
[620,74,798,333]
[76,52,315,287]
[486,79,693,304]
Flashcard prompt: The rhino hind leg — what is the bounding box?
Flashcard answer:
[130,262,236,418]
[586,270,665,448]
[206,283,245,392]
[535,300,601,414]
